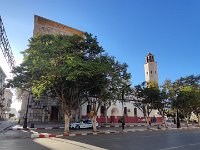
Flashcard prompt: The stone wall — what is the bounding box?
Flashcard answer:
[33,15,84,36]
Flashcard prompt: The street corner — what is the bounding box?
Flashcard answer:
[0,128,32,140]
[30,129,122,139]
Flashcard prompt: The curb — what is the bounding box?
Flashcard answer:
[30,126,200,138]
[99,124,150,128]
[31,130,134,138]
[10,125,147,130]
[9,126,65,131]
[31,133,57,138]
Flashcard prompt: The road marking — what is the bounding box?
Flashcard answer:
[190,142,200,146]
[98,137,121,141]
[22,130,29,133]
[159,145,183,150]
[15,146,25,148]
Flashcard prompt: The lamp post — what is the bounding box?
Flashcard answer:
[23,92,31,129]
[121,89,125,130]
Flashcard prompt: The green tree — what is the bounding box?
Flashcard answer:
[157,80,174,126]
[172,75,200,126]
[176,86,195,126]
[9,113,15,118]
[191,89,200,126]
[86,58,131,131]
[9,33,121,133]
[133,82,160,127]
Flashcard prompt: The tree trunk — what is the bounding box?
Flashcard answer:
[92,115,97,132]
[161,111,166,127]
[64,112,70,133]
[198,114,200,127]
[145,116,150,129]
[105,109,108,124]
[186,114,189,127]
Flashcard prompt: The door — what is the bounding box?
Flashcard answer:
[50,106,58,121]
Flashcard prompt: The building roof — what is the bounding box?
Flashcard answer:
[146,52,153,56]
[33,15,85,36]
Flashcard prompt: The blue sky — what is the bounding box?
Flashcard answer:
[1,0,200,87]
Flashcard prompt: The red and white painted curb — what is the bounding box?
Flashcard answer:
[31,133,57,138]
[31,129,148,138]
[30,126,200,138]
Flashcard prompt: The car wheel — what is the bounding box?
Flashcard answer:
[76,125,80,129]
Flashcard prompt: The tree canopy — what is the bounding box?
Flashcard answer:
[9,33,131,132]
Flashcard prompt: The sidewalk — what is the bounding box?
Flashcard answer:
[11,122,158,130]
[8,122,199,139]
[26,125,200,138]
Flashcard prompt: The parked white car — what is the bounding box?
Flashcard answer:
[70,120,98,129]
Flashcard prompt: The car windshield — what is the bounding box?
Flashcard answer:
[83,120,92,123]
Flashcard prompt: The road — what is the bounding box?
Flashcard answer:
[1,127,200,150]
[63,129,200,150]
[0,120,17,132]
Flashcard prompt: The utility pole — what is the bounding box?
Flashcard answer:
[121,89,125,130]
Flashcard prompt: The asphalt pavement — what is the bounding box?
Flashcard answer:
[60,128,200,150]
[0,120,17,132]
[1,127,200,150]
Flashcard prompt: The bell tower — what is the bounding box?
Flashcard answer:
[144,53,158,84]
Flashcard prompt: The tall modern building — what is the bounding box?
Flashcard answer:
[144,53,158,85]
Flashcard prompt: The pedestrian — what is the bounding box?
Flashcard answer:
[174,118,176,124]
[122,117,125,130]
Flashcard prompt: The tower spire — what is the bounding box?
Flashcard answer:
[144,52,158,85]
